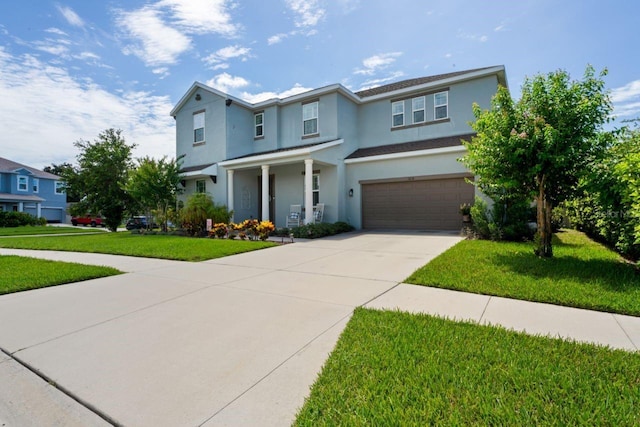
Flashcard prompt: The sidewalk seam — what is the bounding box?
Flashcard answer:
[0,347,119,426]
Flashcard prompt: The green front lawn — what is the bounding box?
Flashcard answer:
[0,226,106,236]
[407,229,640,316]
[0,255,121,294]
[0,232,276,261]
[295,308,640,426]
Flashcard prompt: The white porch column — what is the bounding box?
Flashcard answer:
[36,203,41,218]
[18,202,23,212]
[261,165,270,221]
[227,169,235,222]
[304,158,313,224]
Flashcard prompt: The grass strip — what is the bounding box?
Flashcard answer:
[0,226,106,236]
[0,255,121,294]
[295,308,640,426]
[407,229,640,316]
[0,232,276,261]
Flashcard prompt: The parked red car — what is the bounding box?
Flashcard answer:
[71,215,104,227]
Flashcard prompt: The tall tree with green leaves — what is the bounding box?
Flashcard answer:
[126,155,183,230]
[43,162,82,202]
[461,66,612,257]
[72,128,136,231]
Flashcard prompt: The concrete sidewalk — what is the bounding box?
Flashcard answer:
[0,232,639,426]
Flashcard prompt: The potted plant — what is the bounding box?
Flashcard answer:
[459,203,472,223]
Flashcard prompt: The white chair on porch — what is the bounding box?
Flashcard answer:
[312,203,324,223]
[286,204,302,228]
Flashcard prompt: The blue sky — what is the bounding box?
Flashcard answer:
[1,0,639,170]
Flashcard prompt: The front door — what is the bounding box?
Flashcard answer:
[257,174,275,221]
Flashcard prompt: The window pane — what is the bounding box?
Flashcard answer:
[255,113,263,125]
[435,92,447,106]
[312,174,319,191]
[304,118,317,135]
[392,101,404,115]
[413,110,425,123]
[435,105,447,119]
[303,102,318,120]
[193,112,205,128]
[412,97,425,110]
[194,128,204,142]
[393,114,404,127]
[255,125,263,137]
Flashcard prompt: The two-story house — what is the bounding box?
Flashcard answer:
[171,65,507,230]
[0,157,67,222]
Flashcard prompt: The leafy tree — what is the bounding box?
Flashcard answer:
[461,66,612,257]
[126,156,183,231]
[72,129,136,231]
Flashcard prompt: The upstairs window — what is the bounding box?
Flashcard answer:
[17,176,27,191]
[33,178,39,193]
[392,101,404,127]
[196,179,206,194]
[412,96,425,123]
[193,111,205,143]
[55,181,65,194]
[434,92,448,120]
[302,101,318,136]
[255,112,264,138]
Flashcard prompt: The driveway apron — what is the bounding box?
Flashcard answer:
[0,231,461,426]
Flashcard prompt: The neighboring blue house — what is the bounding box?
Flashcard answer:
[171,66,507,230]
[0,157,67,223]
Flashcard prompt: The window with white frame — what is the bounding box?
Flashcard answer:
[392,101,404,127]
[55,181,65,194]
[193,111,205,143]
[17,176,27,191]
[254,112,264,138]
[32,178,39,193]
[412,96,425,123]
[302,102,318,136]
[196,179,206,193]
[434,92,448,120]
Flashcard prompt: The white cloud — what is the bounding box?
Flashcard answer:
[206,72,250,93]
[336,0,360,14]
[45,27,68,36]
[0,47,175,169]
[117,6,191,67]
[203,45,251,69]
[354,52,402,76]
[268,33,288,45]
[57,5,85,28]
[156,0,239,36]
[611,80,640,103]
[611,79,640,118]
[286,0,325,27]
[240,84,313,104]
[458,31,489,42]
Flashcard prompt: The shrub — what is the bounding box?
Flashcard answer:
[179,193,232,236]
[0,211,44,227]
[468,197,534,242]
[290,221,354,239]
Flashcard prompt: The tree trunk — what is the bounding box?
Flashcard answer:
[535,176,553,257]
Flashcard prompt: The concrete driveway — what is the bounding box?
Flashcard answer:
[0,231,461,426]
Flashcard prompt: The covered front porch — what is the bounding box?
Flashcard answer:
[0,193,45,217]
[219,140,344,228]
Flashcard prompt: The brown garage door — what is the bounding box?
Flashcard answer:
[362,176,474,230]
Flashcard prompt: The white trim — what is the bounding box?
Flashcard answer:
[391,100,404,127]
[412,96,426,124]
[219,139,343,169]
[434,91,448,120]
[254,112,264,138]
[344,145,467,164]
[17,176,28,192]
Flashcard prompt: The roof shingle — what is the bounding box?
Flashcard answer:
[346,133,475,159]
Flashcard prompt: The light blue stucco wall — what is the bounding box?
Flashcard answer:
[0,171,66,222]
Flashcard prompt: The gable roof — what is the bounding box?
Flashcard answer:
[355,67,499,98]
[0,157,60,179]
[171,65,507,116]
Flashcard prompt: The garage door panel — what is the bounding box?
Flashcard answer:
[362,177,474,230]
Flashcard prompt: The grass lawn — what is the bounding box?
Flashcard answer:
[0,226,106,236]
[0,255,121,294]
[295,308,640,426]
[0,232,276,261]
[407,229,640,316]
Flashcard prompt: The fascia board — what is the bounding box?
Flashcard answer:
[344,145,467,164]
